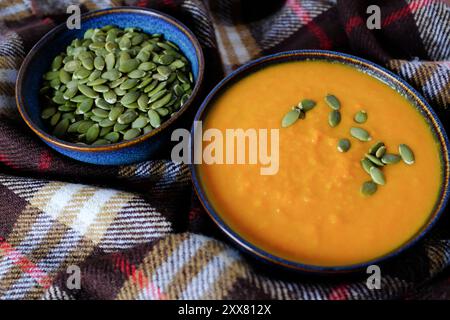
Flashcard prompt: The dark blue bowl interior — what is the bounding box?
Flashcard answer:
[23,9,200,134]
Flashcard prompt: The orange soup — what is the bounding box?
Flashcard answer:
[198,61,443,267]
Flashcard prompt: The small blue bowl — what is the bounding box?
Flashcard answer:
[190,50,450,273]
[16,7,204,165]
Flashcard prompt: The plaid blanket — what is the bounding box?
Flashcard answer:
[0,0,449,300]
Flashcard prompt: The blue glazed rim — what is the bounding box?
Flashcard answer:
[16,6,204,152]
[189,50,450,273]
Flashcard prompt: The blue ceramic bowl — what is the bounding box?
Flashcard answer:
[190,50,450,273]
[16,7,204,165]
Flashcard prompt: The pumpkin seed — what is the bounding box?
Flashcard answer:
[53,119,69,137]
[369,166,386,185]
[325,94,340,110]
[368,141,384,155]
[121,91,140,105]
[399,144,415,165]
[354,110,368,123]
[350,127,371,142]
[361,158,375,175]
[117,110,138,124]
[298,99,316,111]
[366,154,384,167]
[375,146,386,158]
[123,128,140,140]
[381,153,401,165]
[281,109,300,128]
[86,124,100,143]
[337,138,351,152]
[151,93,172,109]
[148,109,161,128]
[132,116,149,129]
[78,84,98,99]
[104,132,120,143]
[41,107,57,119]
[361,181,378,196]
[328,110,341,127]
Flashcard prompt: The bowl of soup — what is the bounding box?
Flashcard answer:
[190,50,450,272]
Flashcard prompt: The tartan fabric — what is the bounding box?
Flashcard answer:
[0,0,449,300]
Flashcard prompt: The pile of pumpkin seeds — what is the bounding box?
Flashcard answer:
[40,25,194,145]
[280,92,416,197]
[360,141,415,196]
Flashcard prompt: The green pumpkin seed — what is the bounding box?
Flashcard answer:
[121,91,140,105]
[361,181,378,196]
[381,153,401,165]
[123,128,140,140]
[114,123,129,132]
[86,124,100,143]
[119,59,139,73]
[399,144,415,165]
[51,55,63,71]
[361,158,375,175]
[156,107,170,117]
[350,127,371,142]
[50,112,61,126]
[94,56,105,70]
[337,138,351,153]
[375,146,386,158]
[109,106,124,121]
[41,107,57,119]
[77,120,95,133]
[148,109,161,128]
[101,69,121,81]
[99,118,115,127]
[138,62,156,71]
[92,139,110,145]
[93,85,109,93]
[151,93,172,109]
[128,69,146,79]
[325,94,340,110]
[105,53,115,70]
[281,109,300,128]
[137,94,149,109]
[120,79,139,90]
[328,110,341,127]
[298,99,316,111]
[78,98,94,113]
[131,116,149,129]
[78,84,99,99]
[117,110,138,124]
[64,60,80,72]
[354,110,368,123]
[369,167,386,185]
[368,141,384,155]
[53,119,70,137]
[87,78,108,86]
[104,132,120,143]
[92,108,109,118]
[68,121,82,133]
[366,154,384,167]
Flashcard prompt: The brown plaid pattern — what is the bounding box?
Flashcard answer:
[0,0,449,300]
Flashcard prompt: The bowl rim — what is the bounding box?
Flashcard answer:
[189,49,450,273]
[16,6,205,152]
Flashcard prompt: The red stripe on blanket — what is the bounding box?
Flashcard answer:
[287,0,332,50]
[0,153,18,169]
[38,150,52,171]
[112,253,167,299]
[328,284,350,300]
[0,237,52,289]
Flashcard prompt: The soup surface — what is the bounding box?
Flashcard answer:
[198,60,443,267]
